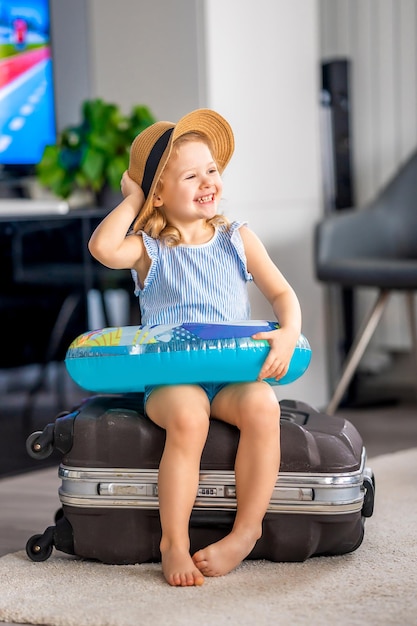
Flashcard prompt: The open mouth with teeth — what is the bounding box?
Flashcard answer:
[197,194,214,203]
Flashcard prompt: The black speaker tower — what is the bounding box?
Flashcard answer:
[322,59,354,210]
[321,58,357,403]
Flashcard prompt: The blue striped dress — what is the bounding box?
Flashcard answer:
[132,221,252,325]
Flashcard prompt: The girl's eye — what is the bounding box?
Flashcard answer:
[208,167,217,174]
[185,174,195,180]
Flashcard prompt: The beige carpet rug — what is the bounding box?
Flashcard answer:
[0,448,416,626]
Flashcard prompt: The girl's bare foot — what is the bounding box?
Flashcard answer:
[161,545,205,586]
[192,532,257,577]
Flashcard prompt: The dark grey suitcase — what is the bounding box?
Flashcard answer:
[25,394,374,565]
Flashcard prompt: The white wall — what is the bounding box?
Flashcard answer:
[53,0,329,407]
[50,0,92,129]
[200,0,327,405]
[89,0,202,121]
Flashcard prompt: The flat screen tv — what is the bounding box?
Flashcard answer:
[0,0,56,178]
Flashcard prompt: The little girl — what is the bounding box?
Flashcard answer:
[88,108,302,587]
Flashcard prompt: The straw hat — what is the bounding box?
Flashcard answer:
[128,108,234,225]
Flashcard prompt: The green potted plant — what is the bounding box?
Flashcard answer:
[36,98,156,203]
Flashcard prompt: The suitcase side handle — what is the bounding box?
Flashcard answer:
[190,510,235,530]
[362,471,375,518]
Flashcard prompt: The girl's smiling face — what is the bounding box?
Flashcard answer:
[153,139,223,227]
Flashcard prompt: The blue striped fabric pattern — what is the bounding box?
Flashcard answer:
[132,222,253,325]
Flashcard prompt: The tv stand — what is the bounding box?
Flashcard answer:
[0,207,138,423]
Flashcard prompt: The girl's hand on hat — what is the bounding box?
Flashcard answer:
[121,170,145,207]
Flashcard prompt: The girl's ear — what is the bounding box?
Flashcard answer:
[153,193,163,208]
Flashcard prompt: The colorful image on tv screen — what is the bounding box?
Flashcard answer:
[0,0,56,166]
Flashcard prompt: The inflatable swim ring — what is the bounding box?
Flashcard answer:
[65,320,312,393]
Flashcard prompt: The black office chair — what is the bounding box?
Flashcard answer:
[315,150,417,415]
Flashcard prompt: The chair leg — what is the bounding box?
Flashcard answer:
[326,289,391,415]
[406,292,417,397]
[323,285,345,402]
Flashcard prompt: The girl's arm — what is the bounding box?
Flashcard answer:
[239,225,302,382]
[88,172,145,270]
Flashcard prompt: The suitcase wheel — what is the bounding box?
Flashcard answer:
[26,532,54,562]
[25,431,54,460]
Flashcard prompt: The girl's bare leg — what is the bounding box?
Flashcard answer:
[146,385,210,586]
[192,382,280,577]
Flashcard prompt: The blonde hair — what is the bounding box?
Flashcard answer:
[133,131,229,246]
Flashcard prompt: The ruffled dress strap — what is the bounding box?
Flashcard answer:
[131,231,159,296]
[227,221,253,282]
